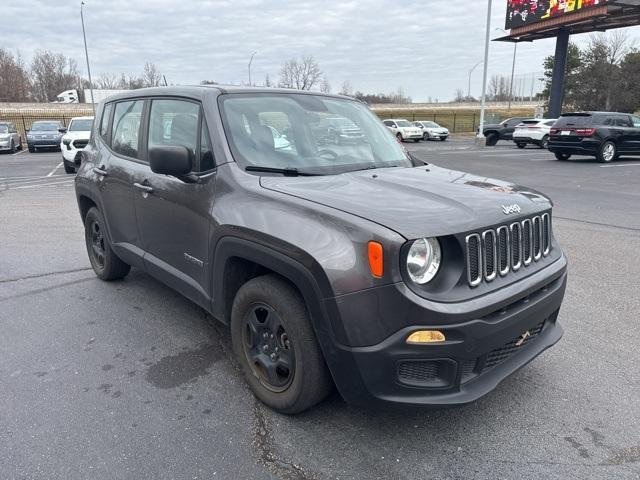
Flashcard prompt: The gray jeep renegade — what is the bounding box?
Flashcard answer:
[75,86,567,414]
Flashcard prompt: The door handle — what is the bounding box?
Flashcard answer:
[133,182,154,194]
[93,167,108,176]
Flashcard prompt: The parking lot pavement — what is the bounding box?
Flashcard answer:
[1,148,639,479]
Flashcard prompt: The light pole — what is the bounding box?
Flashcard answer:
[468,61,483,100]
[248,51,257,86]
[80,2,94,113]
[476,0,493,144]
[495,28,518,110]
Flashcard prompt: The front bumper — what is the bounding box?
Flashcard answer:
[323,255,567,408]
[28,138,61,148]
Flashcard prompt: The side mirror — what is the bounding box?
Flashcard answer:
[58,128,67,133]
[149,145,192,177]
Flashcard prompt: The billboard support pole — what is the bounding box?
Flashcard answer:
[548,27,569,118]
[476,0,493,146]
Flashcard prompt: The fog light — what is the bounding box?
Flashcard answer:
[406,330,445,344]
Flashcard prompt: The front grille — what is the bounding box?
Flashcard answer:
[484,321,545,370]
[465,213,551,287]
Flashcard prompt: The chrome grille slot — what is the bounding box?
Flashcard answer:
[482,230,497,281]
[532,216,542,261]
[465,234,482,287]
[510,222,522,271]
[542,213,550,256]
[465,213,552,287]
[496,226,510,276]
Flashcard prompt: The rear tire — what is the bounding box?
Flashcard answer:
[396,133,403,143]
[597,140,616,163]
[485,133,498,146]
[231,274,332,414]
[10,140,16,153]
[423,132,430,141]
[84,207,131,281]
[540,135,549,149]
[516,142,526,149]
[554,152,571,161]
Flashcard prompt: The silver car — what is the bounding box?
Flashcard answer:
[0,122,22,153]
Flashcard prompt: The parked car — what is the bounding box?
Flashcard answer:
[512,118,557,149]
[413,121,449,141]
[0,122,22,153]
[382,119,423,142]
[60,116,94,173]
[75,86,567,414]
[480,117,530,146]
[26,120,65,152]
[548,111,640,162]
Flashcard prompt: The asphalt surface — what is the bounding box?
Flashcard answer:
[1,142,639,480]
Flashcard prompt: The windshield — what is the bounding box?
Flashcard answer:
[0,125,8,133]
[68,119,93,131]
[31,122,60,131]
[423,121,439,128]
[396,120,412,127]
[220,93,411,175]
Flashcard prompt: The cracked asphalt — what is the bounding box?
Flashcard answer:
[1,142,639,480]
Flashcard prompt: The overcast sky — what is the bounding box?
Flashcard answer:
[4,0,640,101]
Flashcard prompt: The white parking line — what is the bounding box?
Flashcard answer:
[11,150,26,156]
[46,162,63,177]
[599,163,640,168]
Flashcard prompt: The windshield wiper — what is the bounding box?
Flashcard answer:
[245,166,320,176]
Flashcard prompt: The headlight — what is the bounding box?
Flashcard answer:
[406,238,441,284]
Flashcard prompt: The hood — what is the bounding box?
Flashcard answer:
[62,130,91,141]
[427,127,449,133]
[260,165,551,239]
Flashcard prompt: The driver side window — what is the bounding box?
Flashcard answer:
[632,116,640,128]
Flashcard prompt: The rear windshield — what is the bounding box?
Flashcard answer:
[555,115,592,127]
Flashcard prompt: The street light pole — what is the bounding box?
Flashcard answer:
[508,42,517,110]
[476,0,493,144]
[80,1,95,113]
[468,61,483,100]
[248,51,257,86]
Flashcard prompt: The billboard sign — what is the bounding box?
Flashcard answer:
[505,0,609,29]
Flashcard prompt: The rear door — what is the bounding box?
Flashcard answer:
[133,97,216,308]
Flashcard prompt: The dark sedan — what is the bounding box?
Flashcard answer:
[27,120,66,152]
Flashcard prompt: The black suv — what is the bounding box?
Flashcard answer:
[75,87,567,413]
[480,117,529,146]
[548,112,640,163]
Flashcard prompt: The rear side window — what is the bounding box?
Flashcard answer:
[632,116,640,128]
[100,103,113,141]
[614,117,631,127]
[112,100,144,159]
[555,115,592,127]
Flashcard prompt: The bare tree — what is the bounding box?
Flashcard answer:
[339,80,353,96]
[200,79,219,85]
[142,62,162,87]
[320,76,331,93]
[97,73,119,89]
[30,50,80,102]
[0,49,31,102]
[278,56,322,90]
[454,89,465,102]
[118,73,144,90]
[264,74,274,87]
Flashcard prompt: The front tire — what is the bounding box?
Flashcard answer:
[231,275,332,414]
[396,132,403,143]
[10,140,16,153]
[597,140,617,163]
[423,132,430,141]
[554,152,571,161]
[28,145,35,153]
[63,161,75,174]
[485,132,498,146]
[84,207,131,281]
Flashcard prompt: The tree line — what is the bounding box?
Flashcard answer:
[542,31,640,113]
[0,48,411,105]
[0,48,166,102]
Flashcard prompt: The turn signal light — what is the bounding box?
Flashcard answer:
[367,241,384,278]
[406,330,446,344]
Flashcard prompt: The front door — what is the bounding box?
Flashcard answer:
[133,98,216,309]
[99,99,146,268]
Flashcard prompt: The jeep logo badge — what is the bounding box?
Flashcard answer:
[501,204,521,215]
